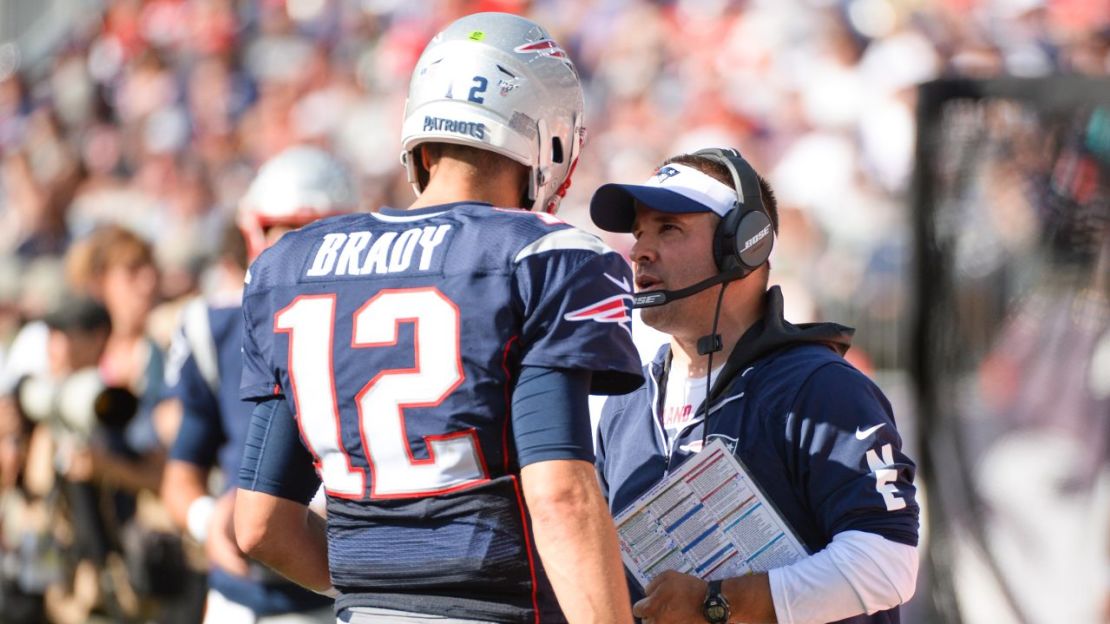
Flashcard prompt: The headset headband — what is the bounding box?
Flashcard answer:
[691,147,766,216]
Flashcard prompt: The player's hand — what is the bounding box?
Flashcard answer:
[633,570,707,623]
[206,491,250,576]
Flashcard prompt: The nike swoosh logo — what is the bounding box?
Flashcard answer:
[604,273,631,292]
[855,423,885,440]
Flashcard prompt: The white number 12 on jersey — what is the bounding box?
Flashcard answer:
[275,288,488,500]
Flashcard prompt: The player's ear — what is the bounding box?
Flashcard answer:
[420,144,434,171]
[518,171,531,210]
[416,144,438,189]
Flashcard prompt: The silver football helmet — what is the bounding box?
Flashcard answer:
[400,12,586,214]
[238,145,358,258]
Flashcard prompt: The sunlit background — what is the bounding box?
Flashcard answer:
[0,1,1106,622]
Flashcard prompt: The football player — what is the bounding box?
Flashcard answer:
[232,12,643,624]
[160,145,358,624]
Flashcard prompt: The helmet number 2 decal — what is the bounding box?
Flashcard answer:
[467,76,488,104]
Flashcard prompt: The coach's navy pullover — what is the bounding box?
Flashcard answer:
[596,287,919,624]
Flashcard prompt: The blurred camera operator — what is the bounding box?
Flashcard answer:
[0,367,53,624]
[0,224,184,621]
[1,224,168,488]
[66,225,166,475]
[11,296,138,623]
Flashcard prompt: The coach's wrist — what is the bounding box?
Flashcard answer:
[722,573,776,623]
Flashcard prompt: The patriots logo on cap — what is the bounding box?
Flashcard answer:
[654,166,680,182]
[563,294,633,332]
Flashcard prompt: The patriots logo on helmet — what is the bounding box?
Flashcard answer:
[563,294,633,332]
[514,39,568,59]
[655,166,680,182]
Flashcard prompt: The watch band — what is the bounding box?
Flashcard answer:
[703,579,731,623]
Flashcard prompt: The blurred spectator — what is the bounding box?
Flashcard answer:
[2,291,200,623]
[0,386,50,624]
[0,0,1105,621]
[0,225,168,560]
[64,226,165,456]
[4,296,128,623]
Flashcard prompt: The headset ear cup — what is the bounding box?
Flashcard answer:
[696,146,774,273]
[713,208,742,272]
[735,210,774,269]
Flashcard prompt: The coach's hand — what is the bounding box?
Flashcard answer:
[633,570,707,623]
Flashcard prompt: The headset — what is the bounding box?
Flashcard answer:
[632,148,775,310]
[642,149,778,443]
[694,147,775,275]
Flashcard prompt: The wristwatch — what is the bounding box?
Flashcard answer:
[702,579,730,623]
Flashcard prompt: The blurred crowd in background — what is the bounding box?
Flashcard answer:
[0,0,1106,621]
[0,0,1107,362]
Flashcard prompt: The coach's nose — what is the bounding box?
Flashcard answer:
[629,234,657,266]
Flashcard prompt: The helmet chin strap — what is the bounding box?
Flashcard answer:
[543,127,585,213]
[545,154,579,214]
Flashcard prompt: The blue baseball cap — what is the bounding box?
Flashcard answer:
[590,163,739,233]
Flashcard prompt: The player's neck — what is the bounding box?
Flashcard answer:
[410,165,525,210]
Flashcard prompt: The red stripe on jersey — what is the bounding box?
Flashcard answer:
[511,475,541,623]
[500,336,519,474]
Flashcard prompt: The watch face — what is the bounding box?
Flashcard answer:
[705,603,727,622]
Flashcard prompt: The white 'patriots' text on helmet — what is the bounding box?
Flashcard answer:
[238,145,359,259]
[400,12,586,214]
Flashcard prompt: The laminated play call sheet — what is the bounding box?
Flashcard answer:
[614,439,808,588]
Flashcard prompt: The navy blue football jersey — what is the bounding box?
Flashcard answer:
[239,203,643,622]
[163,303,334,614]
[165,305,243,476]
